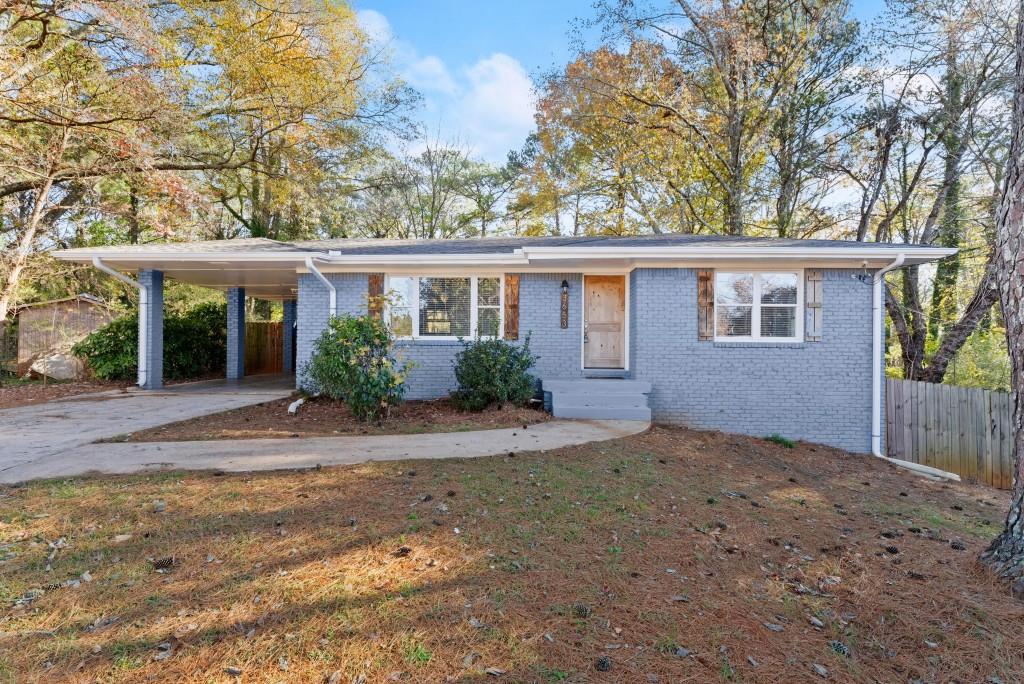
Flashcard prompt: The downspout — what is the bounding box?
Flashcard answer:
[92,257,148,388]
[305,256,336,317]
[871,253,905,458]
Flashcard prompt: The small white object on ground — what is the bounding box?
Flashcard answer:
[287,397,305,415]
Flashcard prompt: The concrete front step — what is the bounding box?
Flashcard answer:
[542,378,652,395]
[543,377,652,421]
[552,393,649,410]
[552,405,652,421]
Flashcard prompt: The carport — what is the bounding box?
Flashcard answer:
[52,239,308,389]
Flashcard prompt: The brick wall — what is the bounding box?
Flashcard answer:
[295,272,369,388]
[393,341,462,399]
[294,267,879,452]
[518,272,583,381]
[630,268,875,453]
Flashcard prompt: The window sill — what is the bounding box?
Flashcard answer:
[712,340,807,349]
[395,338,468,346]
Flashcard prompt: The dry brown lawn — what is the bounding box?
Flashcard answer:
[0,379,128,409]
[1,426,1021,683]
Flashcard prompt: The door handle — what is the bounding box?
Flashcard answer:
[584,323,589,343]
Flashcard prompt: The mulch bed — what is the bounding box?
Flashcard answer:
[0,379,129,409]
[1,426,1021,683]
[117,395,552,442]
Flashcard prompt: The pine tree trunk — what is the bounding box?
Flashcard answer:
[981,5,1024,597]
[930,41,966,337]
[0,175,55,322]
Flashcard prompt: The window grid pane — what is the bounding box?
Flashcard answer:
[477,307,500,337]
[760,273,798,304]
[478,278,500,306]
[388,277,415,337]
[716,273,754,305]
[717,305,752,337]
[760,306,796,338]
[419,277,471,337]
[390,308,413,337]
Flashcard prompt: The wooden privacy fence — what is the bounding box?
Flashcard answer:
[244,321,283,375]
[885,378,1014,489]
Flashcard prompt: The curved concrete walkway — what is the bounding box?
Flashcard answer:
[0,420,649,483]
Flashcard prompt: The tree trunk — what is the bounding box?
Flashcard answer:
[919,255,1000,383]
[0,174,55,322]
[981,5,1024,597]
[724,63,745,236]
[930,42,966,337]
[128,180,142,244]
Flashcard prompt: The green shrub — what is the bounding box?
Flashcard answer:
[73,303,227,381]
[301,314,408,422]
[73,315,138,380]
[164,302,228,379]
[765,433,796,449]
[452,334,536,411]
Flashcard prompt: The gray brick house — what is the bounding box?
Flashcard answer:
[55,234,953,454]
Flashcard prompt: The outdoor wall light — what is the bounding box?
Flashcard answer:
[560,279,569,328]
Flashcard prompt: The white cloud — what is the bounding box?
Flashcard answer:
[404,55,458,95]
[454,54,536,160]
[360,10,537,162]
[356,9,392,44]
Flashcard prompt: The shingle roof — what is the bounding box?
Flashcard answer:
[56,238,308,255]
[12,293,111,312]
[53,233,952,263]
[293,233,923,255]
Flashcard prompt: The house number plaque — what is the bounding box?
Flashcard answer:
[560,280,569,329]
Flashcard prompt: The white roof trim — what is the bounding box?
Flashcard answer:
[517,245,956,261]
[52,244,955,267]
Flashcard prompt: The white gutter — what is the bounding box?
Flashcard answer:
[92,257,149,388]
[871,253,906,458]
[305,256,336,316]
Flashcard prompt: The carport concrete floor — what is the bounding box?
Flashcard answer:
[0,374,295,479]
[0,375,649,483]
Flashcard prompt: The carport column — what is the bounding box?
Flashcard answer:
[226,288,245,380]
[138,269,164,390]
[282,299,297,373]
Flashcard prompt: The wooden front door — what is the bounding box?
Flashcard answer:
[584,275,626,369]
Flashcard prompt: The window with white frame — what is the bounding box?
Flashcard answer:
[386,276,502,339]
[715,271,801,341]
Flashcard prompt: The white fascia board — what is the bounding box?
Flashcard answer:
[320,252,530,265]
[519,245,957,263]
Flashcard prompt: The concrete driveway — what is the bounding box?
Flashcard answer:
[0,374,294,480]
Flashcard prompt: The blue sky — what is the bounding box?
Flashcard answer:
[356,0,889,162]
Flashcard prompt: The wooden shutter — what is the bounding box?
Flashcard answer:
[805,268,823,342]
[697,269,714,341]
[504,274,520,340]
[368,273,384,320]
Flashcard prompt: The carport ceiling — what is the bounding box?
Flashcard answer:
[88,258,301,299]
